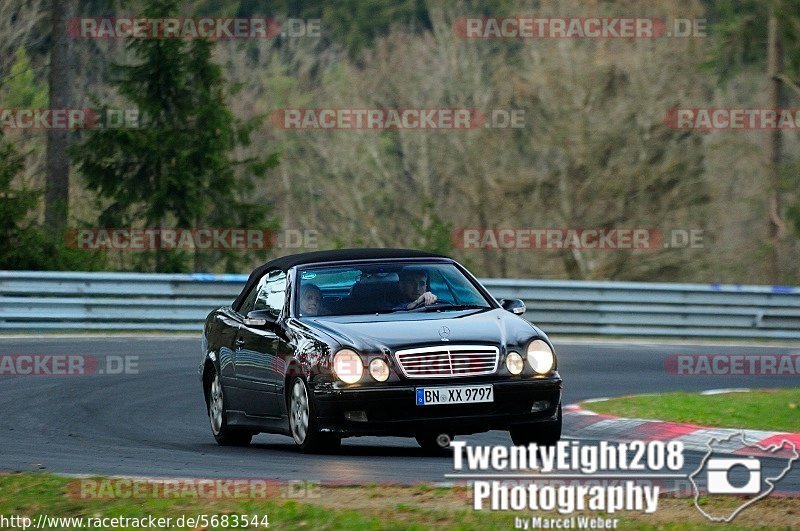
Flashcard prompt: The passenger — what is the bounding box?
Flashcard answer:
[395,268,438,310]
[299,284,327,316]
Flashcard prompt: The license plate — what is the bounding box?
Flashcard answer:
[415,385,494,406]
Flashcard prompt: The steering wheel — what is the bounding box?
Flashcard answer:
[407,299,454,312]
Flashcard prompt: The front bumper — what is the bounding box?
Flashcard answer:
[312,378,562,437]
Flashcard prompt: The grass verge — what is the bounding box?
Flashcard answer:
[584,388,799,432]
[0,473,799,529]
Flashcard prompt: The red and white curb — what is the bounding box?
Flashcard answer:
[563,392,799,458]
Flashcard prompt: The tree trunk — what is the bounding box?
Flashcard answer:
[766,12,785,282]
[44,0,71,237]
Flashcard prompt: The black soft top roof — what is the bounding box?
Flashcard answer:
[232,248,447,310]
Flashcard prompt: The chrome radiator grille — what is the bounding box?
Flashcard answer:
[394,345,499,378]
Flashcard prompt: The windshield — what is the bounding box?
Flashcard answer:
[294,262,492,317]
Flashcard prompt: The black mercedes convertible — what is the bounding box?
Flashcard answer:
[200,249,562,452]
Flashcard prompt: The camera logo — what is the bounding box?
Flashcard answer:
[689,432,798,522]
[706,458,760,494]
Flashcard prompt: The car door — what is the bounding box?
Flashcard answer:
[233,269,286,417]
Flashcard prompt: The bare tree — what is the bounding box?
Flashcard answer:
[44,0,71,236]
[766,11,787,281]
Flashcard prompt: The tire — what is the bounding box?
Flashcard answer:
[509,404,562,447]
[415,432,455,454]
[207,368,253,447]
[288,377,341,453]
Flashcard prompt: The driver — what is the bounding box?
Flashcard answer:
[395,268,437,310]
[298,284,328,316]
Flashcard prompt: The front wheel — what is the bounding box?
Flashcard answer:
[288,377,340,453]
[208,369,252,446]
[509,404,562,447]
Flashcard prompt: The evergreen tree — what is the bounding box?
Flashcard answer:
[74,0,278,272]
[0,133,100,270]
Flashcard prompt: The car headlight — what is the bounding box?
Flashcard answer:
[505,351,524,375]
[369,358,390,382]
[527,339,555,374]
[333,349,363,384]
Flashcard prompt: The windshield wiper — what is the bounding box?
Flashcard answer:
[418,304,489,312]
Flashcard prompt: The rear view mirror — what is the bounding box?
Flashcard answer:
[500,298,526,315]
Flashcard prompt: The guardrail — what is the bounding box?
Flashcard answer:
[1,271,799,338]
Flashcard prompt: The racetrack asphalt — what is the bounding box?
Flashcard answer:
[0,337,797,493]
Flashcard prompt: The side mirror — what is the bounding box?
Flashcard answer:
[500,298,526,316]
[244,309,277,327]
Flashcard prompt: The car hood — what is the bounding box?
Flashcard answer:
[301,308,543,353]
